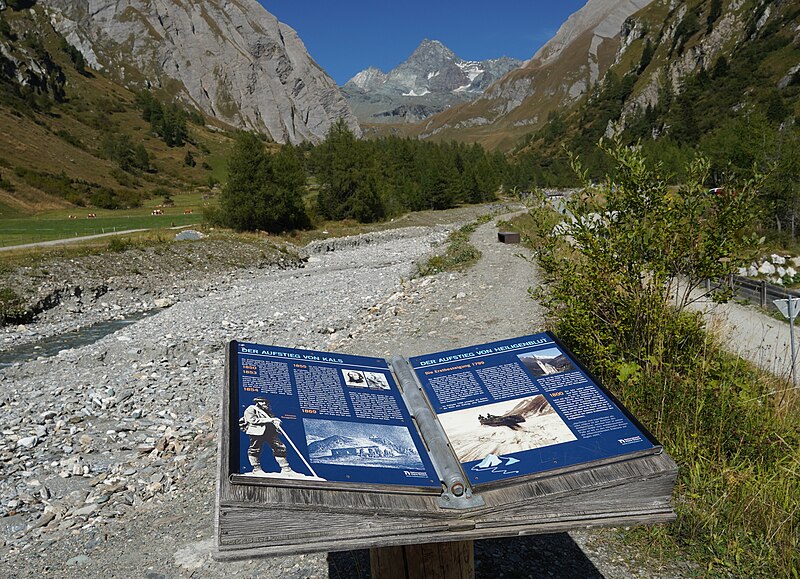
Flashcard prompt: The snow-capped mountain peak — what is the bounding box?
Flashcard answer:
[343,39,522,124]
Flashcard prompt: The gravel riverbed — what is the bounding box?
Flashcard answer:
[0,208,692,578]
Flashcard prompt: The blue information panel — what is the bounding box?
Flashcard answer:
[230,341,440,491]
[409,332,659,487]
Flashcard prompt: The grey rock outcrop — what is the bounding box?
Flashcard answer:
[608,0,798,137]
[484,0,655,116]
[343,39,521,124]
[39,0,359,144]
[417,0,655,146]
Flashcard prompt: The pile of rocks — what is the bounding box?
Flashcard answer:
[738,254,800,285]
[0,341,220,548]
[0,222,457,576]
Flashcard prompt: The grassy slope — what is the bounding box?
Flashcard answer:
[0,7,234,237]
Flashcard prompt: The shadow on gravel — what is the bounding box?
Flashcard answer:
[328,533,604,578]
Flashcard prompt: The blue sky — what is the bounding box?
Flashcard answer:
[259,1,588,85]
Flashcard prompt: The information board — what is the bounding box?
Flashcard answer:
[409,333,658,486]
[230,341,440,491]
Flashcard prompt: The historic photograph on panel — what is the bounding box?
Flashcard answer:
[517,347,575,377]
[303,418,426,469]
[363,371,390,390]
[341,369,367,387]
[437,395,577,463]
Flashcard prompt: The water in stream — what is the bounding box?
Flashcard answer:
[0,311,154,369]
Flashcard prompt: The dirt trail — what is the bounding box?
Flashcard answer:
[346,211,545,359]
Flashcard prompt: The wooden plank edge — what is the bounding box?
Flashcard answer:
[212,509,676,561]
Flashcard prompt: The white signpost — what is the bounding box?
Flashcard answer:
[773,297,800,385]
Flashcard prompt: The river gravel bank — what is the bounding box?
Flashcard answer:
[0,208,692,578]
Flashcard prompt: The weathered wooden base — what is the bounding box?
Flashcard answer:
[370,541,475,579]
[214,450,677,559]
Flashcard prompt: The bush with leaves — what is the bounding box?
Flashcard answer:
[530,142,800,575]
[100,132,149,172]
[536,141,758,374]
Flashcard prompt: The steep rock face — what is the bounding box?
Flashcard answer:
[38,0,359,143]
[416,0,655,149]
[607,0,800,137]
[348,66,388,92]
[481,0,658,111]
[0,14,67,103]
[343,39,521,124]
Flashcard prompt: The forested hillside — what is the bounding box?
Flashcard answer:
[508,0,799,240]
[0,4,232,218]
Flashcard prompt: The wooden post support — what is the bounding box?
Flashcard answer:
[370,541,475,579]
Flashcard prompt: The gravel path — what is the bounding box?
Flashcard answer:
[0,209,691,578]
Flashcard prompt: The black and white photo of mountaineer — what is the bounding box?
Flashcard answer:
[517,347,575,377]
[303,419,425,469]
[438,395,577,463]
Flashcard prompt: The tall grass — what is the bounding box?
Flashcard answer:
[619,339,800,576]
[414,222,482,277]
[414,213,496,277]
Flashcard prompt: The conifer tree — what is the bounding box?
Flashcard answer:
[314,119,385,222]
[219,132,265,232]
[218,134,309,233]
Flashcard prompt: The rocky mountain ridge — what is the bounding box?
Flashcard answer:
[36,0,359,144]
[342,39,521,124]
[414,0,799,151]
[608,0,800,137]
[413,0,656,148]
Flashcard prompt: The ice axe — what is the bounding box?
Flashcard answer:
[275,422,319,478]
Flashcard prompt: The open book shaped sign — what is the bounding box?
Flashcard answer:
[216,331,675,558]
[226,332,660,495]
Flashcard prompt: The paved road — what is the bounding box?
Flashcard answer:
[691,291,799,384]
[0,229,149,252]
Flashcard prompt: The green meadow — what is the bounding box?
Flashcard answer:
[0,193,205,247]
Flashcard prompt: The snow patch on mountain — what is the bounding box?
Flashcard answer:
[343,39,522,124]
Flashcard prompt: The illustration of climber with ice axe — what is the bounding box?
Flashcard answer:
[241,397,320,478]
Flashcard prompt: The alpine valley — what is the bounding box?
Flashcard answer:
[2,1,800,577]
[1,0,798,216]
[410,0,800,154]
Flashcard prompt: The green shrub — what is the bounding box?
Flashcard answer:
[415,222,481,276]
[528,141,798,576]
[0,172,14,192]
[107,237,132,252]
[54,129,86,150]
[0,287,25,322]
